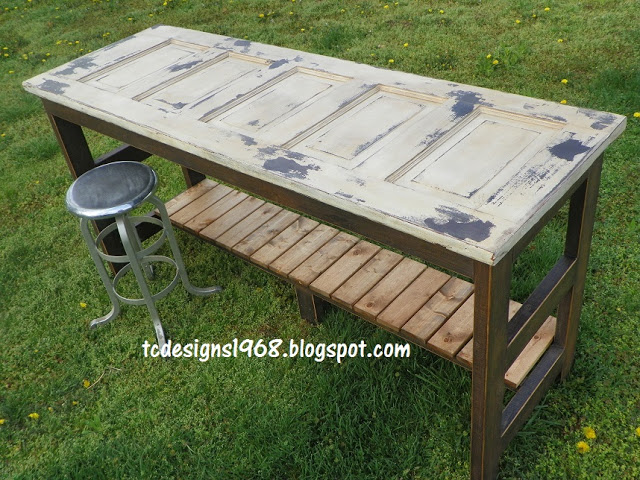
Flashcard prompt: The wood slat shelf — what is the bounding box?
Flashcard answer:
[164,179,556,390]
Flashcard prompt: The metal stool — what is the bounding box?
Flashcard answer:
[66,161,220,346]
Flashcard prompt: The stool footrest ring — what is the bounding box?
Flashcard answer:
[112,255,180,306]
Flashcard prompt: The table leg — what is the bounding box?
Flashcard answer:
[471,257,512,480]
[556,155,603,380]
[47,113,127,268]
[295,287,328,325]
[181,166,206,188]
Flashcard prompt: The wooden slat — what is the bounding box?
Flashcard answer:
[184,189,247,233]
[376,268,451,332]
[268,224,338,276]
[427,294,476,358]
[165,178,217,216]
[232,209,300,259]
[353,257,426,319]
[455,315,556,389]
[503,316,556,388]
[250,216,319,269]
[172,183,234,226]
[289,231,359,286]
[216,202,283,250]
[331,249,403,309]
[199,196,265,241]
[309,240,381,297]
[400,277,474,346]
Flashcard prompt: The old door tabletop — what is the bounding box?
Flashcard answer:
[22,25,626,266]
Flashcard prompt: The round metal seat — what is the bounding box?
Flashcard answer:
[66,161,157,219]
[66,161,220,346]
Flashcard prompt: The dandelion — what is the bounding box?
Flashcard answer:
[72,401,79,406]
[83,379,91,388]
[383,4,389,9]
[47,407,53,412]
[300,28,305,32]
[515,19,521,24]
[544,7,551,12]
[560,99,567,104]
[388,58,394,63]
[576,441,589,453]
[0,419,5,425]
[3,53,8,57]
[403,42,409,47]
[532,13,537,18]
[28,412,40,420]
[583,427,596,439]
[439,9,444,14]
[492,59,499,65]
[633,112,640,118]
[486,54,492,59]
[258,13,264,18]
[0,133,5,137]
[561,78,568,84]
[8,70,14,74]
[635,426,640,436]
[2,47,7,50]
[558,38,564,43]
[80,302,87,308]
[127,17,133,21]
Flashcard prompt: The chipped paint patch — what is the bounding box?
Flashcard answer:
[239,134,257,146]
[549,138,590,162]
[169,60,201,72]
[449,90,491,119]
[424,206,494,242]
[264,157,319,179]
[269,59,290,69]
[39,79,70,94]
[55,56,97,76]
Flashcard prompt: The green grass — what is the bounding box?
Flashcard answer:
[1,0,639,478]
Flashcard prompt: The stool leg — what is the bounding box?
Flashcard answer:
[150,195,222,297]
[129,222,155,280]
[80,218,121,328]
[116,215,167,347]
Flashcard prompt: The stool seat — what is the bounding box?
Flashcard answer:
[66,161,157,219]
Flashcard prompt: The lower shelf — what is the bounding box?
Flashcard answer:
[164,179,556,390]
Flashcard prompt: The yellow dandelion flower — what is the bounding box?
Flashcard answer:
[8,70,14,74]
[486,54,492,59]
[0,133,5,137]
[28,412,40,420]
[80,302,87,308]
[258,13,264,18]
[46,53,51,56]
[403,42,409,47]
[515,19,521,24]
[300,28,305,32]
[72,401,79,406]
[561,78,568,84]
[383,5,389,9]
[428,9,432,13]
[2,47,7,50]
[47,407,53,413]
[544,7,550,12]
[558,38,564,43]
[492,59,499,65]
[583,427,596,439]
[633,112,640,118]
[439,9,444,14]
[149,13,153,16]
[635,426,640,436]
[340,9,345,13]
[128,17,133,21]
[560,99,567,104]
[56,40,62,45]
[576,441,589,453]
[83,379,90,388]
[388,58,394,63]
[532,14,537,18]
[3,54,7,57]
[0,419,5,425]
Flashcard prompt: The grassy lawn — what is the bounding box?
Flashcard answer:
[1,0,639,478]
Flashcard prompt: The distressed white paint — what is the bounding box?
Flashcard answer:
[23,25,627,264]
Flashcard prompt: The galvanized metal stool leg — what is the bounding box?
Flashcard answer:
[115,214,167,347]
[149,195,222,296]
[80,217,121,328]
[129,222,155,280]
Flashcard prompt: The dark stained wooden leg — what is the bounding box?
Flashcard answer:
[555,155,603,380]
[47,112,126,270]
[471,257,512,480]
[182,166,206,188]
[295,287,328,325]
